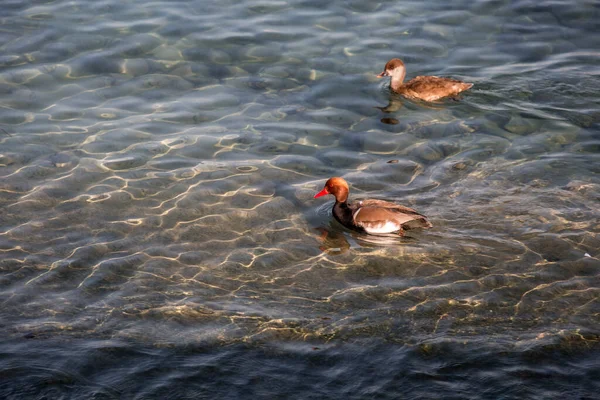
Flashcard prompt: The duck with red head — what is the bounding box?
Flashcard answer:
[314,177,432,236]
[377,58,472,102]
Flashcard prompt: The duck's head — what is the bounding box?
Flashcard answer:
[377,58,406,82]
[314,177,349,203]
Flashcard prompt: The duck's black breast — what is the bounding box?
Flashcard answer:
[332,201,364,232]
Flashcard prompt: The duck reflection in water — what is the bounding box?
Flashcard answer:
[375,94,447,121]
[316,224,351,255]
[316,223,424,254]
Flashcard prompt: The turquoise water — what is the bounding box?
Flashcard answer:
[1,0,599,398]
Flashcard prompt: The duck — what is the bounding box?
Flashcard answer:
[314,177,432,236]
[377,58,472,101]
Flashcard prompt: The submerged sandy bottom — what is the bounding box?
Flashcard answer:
[1,0,599,398]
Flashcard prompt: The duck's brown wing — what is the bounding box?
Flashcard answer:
[352,200,432,229]
[404,76,472,101]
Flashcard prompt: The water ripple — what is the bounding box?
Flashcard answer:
[1,0,600,397]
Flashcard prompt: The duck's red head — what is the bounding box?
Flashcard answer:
[314,177,349,203]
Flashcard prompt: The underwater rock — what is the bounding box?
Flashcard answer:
[504,115,541,135]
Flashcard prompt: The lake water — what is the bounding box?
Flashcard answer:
[1,0,599,398]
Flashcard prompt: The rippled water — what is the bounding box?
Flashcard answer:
[1,0,599,398]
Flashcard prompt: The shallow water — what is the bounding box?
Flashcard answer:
[1,0,599,398]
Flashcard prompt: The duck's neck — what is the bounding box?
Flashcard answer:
[390,67,406,91]
[333,200,354,227]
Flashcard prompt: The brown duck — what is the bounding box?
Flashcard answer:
[314,177,432,236]
[377,58,472,101]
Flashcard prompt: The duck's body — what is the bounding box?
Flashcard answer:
[377,58,472,101]
[314,177,432,236]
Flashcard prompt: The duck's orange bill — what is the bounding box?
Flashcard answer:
[314,188,329,198]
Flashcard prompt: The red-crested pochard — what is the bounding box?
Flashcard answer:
[314,177,432,236]
[377,58,472,101]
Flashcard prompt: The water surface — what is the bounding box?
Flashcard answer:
[1,0,599,398]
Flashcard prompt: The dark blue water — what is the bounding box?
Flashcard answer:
[1,0,599,398]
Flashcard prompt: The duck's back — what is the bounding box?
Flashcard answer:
[401,76,473,101]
